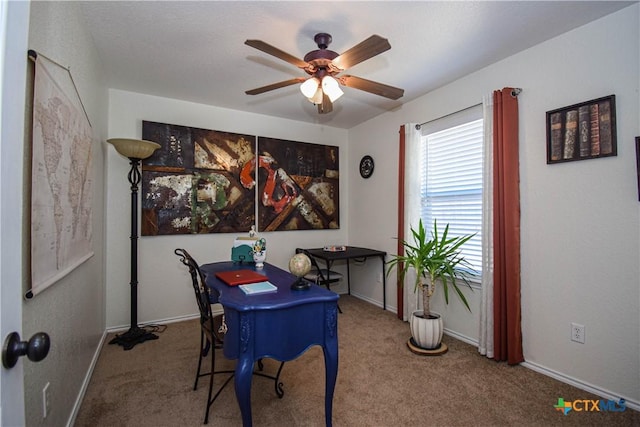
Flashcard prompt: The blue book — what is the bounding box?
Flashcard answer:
[238,281,278,295]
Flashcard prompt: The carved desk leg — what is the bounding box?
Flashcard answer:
[323,304,339,427]
[235,314,254,426]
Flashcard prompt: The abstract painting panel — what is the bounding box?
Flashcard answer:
[141,121,255,235]
[257,137,339,231]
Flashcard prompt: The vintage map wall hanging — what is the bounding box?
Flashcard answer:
[141,121,255,235]
[255,137,339,231]
[30,52,94,297]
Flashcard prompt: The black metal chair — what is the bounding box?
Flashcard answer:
[174,248,286,424]
[296,248,343,313]
[174,248,233,424]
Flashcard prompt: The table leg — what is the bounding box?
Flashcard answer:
[235,355,254,426]
[324,259,342,293]
[346,260,351,295]
[381,255,386,310]
[324,259,333,283]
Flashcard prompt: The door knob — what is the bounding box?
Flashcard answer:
[2,332,50,369]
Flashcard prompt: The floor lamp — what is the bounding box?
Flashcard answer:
[107,138,161,350]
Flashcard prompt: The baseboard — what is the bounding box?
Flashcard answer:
[105,312,200,333]
[348,291,381,308]
[65,329,108,427]
[443,328,478,347]
[346,291,398,315]
[521,360,639,412]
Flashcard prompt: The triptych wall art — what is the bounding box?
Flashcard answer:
[141,121,339,235]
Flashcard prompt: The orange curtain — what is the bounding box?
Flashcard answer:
[492,88,523,364]
[397,125,406,320]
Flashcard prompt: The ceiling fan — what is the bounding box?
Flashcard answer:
[244,33,404,114]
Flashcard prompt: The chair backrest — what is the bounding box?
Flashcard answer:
[174,248,217,324]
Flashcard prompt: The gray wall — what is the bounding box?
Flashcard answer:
[24,2,108,426]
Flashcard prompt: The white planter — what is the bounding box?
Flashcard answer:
[410,310,443,350]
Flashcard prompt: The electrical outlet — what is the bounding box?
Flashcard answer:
[42,382,50,418]
[571,323,585,344]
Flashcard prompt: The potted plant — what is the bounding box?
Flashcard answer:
[387,219,476,351]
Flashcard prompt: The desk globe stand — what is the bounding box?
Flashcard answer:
[289,253,312,291]
[291,277,311,291]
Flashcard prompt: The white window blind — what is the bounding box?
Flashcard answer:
[420,114,483,280]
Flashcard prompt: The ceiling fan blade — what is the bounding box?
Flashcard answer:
[245,78,306,95]
[331,35,391,70]
[245,39,310,69]
[340,75,404,100]
[317,93,333,114]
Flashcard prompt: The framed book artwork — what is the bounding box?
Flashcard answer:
[546,95,617,164]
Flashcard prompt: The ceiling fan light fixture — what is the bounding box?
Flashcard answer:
[245,33,404,114]
[322,76,343,103]
[300,77,320,99]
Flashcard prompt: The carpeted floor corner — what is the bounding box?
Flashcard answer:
[75,295,638,426]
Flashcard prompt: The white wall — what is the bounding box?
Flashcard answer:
[348,5,639,405]
[25,2,108,426]
[106,90,349,328]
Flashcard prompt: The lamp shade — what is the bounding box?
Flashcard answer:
[107,138,160,160]
[321,76,344,103]
[300,77,320,99]
[309,87,324,104]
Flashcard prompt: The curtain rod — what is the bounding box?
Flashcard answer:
[415,87,522,130]
[415,103,481,130]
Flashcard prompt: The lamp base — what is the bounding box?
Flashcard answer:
[109,326,158,351]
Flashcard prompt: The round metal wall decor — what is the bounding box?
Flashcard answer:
[359,155,374,179]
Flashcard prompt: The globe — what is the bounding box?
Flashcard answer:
[289,253,311,278]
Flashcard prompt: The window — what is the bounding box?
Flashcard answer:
[419,107,483,282]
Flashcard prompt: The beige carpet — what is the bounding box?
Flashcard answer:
[75,295,638,426]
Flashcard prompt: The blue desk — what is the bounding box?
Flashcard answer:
[200,262,339,427]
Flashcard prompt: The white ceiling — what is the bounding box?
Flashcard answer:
[80,1,634,129]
